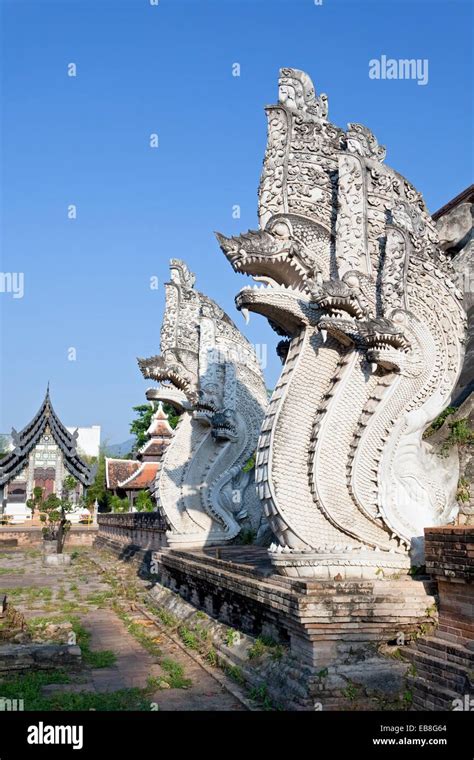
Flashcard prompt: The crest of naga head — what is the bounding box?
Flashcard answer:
[137,259,200,402]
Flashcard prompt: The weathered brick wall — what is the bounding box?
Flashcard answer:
[96,513,167,551]
[0,526,98,548]
[425,526,474,583]
[425,526,474,644]
[408,526,473,710]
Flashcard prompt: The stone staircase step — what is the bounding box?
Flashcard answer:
[416,636,473,662]
[407,675,462,711]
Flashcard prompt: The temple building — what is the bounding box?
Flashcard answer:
[105,402,173,509]
[0,387,95,515]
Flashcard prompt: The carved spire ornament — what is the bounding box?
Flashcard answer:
[217,68,466,578]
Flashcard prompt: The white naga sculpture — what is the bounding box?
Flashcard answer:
[217,68,466,578]
[138,259,268,547]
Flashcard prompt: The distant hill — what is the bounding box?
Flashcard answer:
[104,438,135,458]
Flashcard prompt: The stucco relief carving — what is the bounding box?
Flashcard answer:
[138,260,268,547]
[217,68,466,578]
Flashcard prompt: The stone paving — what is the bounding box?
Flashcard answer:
[0,548,245,711]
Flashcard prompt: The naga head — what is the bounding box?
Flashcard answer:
[311,271,372,346]
[193,380,222,425]
[364,310,416,374]
[210,409,238,442]
[138,351,197,405]
[216,213,330,335]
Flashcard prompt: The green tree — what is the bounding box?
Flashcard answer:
[0,435,9,460]
[85,448,111,511]
[0,435,10,459]
[26,486,44,518]
[130,404,155,449]
[36,476,77,553]
[109,495,129,513]
[134,490,154,512]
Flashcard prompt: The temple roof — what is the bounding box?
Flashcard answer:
[105,403,173,492]
[105,459,139,489]
[146,403,173,439]
[432,184,474,220]
[105,458,159,490]
[0,386,94,487]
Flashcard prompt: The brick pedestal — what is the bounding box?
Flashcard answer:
[408,527,474,710]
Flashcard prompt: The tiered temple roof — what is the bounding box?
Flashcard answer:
[105,403,173,493]
[0,386,94,487]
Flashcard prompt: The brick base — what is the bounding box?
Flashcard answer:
[408,527,474,711]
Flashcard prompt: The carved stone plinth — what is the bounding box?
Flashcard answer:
[269,546,410,580]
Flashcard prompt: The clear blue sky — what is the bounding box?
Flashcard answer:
[0,0,472,444]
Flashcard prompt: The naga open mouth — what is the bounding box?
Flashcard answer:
[233,257,311,293]
[365,334,410,352]
[138,356,194,396]
[215,228,318,296]
[216,218,331,336]
[318,314,361,346]
[235,284,312,336]
[366,338,410,372]
[193,399,219,425]
[150,371,191,394]
[364,314,412,371]
[313,285,367,321]
[314,295,366,346]
[194,401,219,414]
[211,411,238,442]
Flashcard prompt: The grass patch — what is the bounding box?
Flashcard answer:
[85,591,114,607]
[27,614,75,634]
[247,636,285,661]
[71,621,116,669]
[156,608,177,628]
[223,664,245,686]
[24,550,42,559]
[0,670,71,709]
[205,648,218,667]
[57,601,84,613]
[342,682,361,701]
[0,670,150,710]
[0,587,25,599]
[0,567,24,575]
[28,588,53,601]
[249,683,275,710]
[178,625,199,650]
[113,604,192,690]
[160,658,192,690]
[225,628,239,647]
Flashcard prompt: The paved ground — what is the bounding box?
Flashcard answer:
[0,548,245,711]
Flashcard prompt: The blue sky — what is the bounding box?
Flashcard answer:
[0,0,472,444]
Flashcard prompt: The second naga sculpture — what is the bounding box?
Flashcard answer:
[217,68,466,578]
[138,259,268,547]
